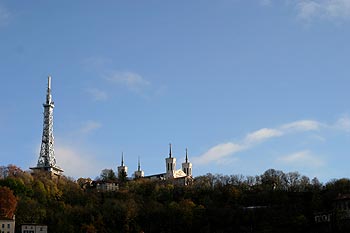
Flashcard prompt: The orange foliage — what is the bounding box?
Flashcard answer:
[0,186,17,219]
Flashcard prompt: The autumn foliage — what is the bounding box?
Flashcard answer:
[0,186,17,219]
[1,165,350,232]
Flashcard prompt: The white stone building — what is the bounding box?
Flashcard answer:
[125,144,193,185]
[117,153,128,177]
[0,216,15,233]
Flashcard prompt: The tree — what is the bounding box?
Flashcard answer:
[285,172,301,191]
[0,186,17,218]
[118,169,128,183]
[260,169,286,190]
[100,169,117,182]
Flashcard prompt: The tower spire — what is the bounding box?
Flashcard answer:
[134,156,144,178]
[121,152,124,166]
[118,152,128,178]
[182,147,192,177]
[138,156,141,171]
[31,76,63,177]
[169,143,172,158]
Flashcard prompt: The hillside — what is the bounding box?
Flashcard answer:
[0,165,349,233]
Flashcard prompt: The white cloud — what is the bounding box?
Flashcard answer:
[193,118,329,166]
[0,5,10,26]
[281,120,321,132]
[80,121,102,134]
[277,150,325,168]
[106,71,151,93]
[86,88,108,101]
[55,145,106,178]
[297,1,322,20]
[260,0,272,6]
[192,142,244,165]
[296,0,350,21]
[334,116,350,132]
[244,128,283,144]
[82,57,112,70]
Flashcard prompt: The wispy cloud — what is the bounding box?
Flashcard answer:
[334,116,350,132]
[194,117,347,166]
[48,121,103,178]
[296,0,350,21]
[0,4,10,26]
[297,1,322,20]
[256,0,350,22]
[86,88,108,101]
[106,71,151,94]
[281,120,321,132]
[193,143,244,165]
[55,145,106,178]
[81,57,112,71]
[277,150,325,168]
[260,0,272,6]
[81,56,164,98]
[80,120,102,134]
[244,128,283,144]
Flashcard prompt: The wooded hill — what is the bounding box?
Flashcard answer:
[0,165,349,233]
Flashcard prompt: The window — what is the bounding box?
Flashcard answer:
[1,224,4,228]
[7,224,9,228]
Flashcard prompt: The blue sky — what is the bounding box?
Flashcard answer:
[1,0,350,181]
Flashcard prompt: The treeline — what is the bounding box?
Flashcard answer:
[0,165,349,233]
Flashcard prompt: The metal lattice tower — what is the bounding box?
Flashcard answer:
[31,76,63,176]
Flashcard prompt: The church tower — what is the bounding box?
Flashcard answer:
[134,157,144,178]
[165,143,176,178]
[31,76,63,177]
[182,148,192,177]
[117,152,128,177]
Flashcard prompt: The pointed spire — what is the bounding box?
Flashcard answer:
[46,76,52,104]
[48,76,51,89]
[138,156,141,171]
[185,148,188,163]
[169,143,172,158]
[121,152,124,166]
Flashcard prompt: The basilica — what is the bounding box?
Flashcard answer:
[117,144,193,185]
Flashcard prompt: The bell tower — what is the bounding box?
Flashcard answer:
[134,157,144,178]
[182,148,192,177]
[31,76,63,177]
[117,152,128,177]
[165,143,176,178]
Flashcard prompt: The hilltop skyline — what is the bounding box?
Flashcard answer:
[1,1,350,181]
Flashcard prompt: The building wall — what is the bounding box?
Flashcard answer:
[21,225,47,233]
[0,219,15,233]
[96,182,119,192]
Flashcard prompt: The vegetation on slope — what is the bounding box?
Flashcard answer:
[0,165,349,233]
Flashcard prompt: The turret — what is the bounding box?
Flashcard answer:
[117,152,128,177]
[134,157,144,178]
[165,143,176,178]
[182,148,192,177]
